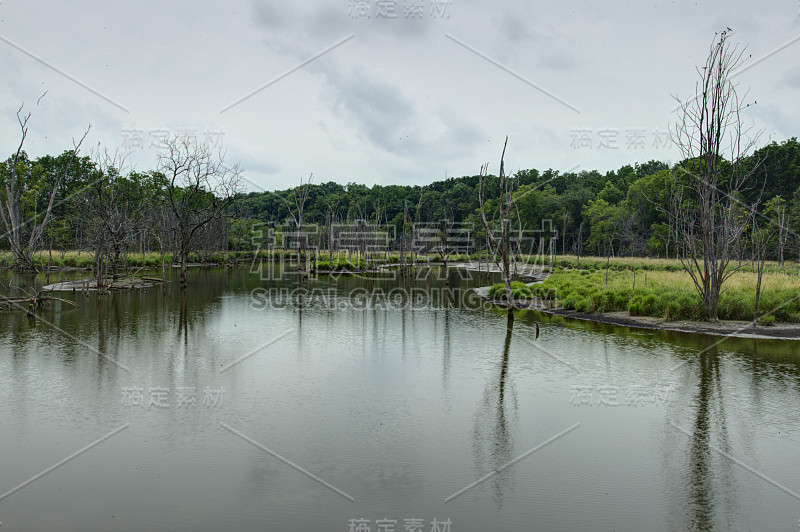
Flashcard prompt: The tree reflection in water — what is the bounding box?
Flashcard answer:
[677,337,736,531]
[472,309,519,509]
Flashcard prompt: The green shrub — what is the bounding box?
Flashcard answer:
[562,293,581,310]
[488,283,507,299]
[628,301,644,316]
[719,293,749,321]
[511,287,531,299]
[664,301,681,321]
[574,298,591,313]
[642,294,658,315]
[758,314,775,326]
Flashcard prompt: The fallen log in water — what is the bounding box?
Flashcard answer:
[0,293,78,311]
[42,276,166,292]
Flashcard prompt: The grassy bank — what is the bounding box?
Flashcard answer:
[0,249,452,271]
[547,254,797,275]
[0,250,271,270]
[503,268,800,323]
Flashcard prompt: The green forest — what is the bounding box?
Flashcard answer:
[3,136,798,267]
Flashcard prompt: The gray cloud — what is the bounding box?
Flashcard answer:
[782,66,800,88]
[0,0,795,192]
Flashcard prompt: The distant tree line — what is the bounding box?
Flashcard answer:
[3,136,800,272]
[232,138,800,262]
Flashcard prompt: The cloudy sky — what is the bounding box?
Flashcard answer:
[1,0,798,192]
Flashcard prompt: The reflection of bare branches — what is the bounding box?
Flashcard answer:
[672,338,735,530]
[178,288,189,350]
[472,323,518,508]
[442,303,451,387]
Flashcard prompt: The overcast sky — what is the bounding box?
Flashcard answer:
[1,0,798,193]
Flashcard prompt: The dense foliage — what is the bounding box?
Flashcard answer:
[2,138,799,262]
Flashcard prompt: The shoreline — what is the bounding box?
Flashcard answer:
[485,295,800,340]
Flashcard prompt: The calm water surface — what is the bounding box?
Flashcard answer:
[1,266,799,531]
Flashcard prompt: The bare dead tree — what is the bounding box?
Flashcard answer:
[150,202,173,281]
[80,148,140,292]
[478,137,519,320]
[401,200,410,277]
[370,194,385,268]
[324,197,338,264]
[670,30,762,321]
[1,103,89,271]
[158,136,242,286]
[435,191,458,282]
[561,208,570,257]
[764,194,788,268]
[283,173,313,273]
[749,206,774,325]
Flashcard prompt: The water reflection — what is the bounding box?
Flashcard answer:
[676,337,736,531]
[442,297,451,388]
[2,266,800,530]
[472,315,518,509]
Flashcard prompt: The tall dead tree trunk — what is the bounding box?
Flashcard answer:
[750,208,772,325]
[670,29,763,321]
[478,137,519,323]
[0,103,89,271]
[284,174,313,275]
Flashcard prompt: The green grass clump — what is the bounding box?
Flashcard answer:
[488,281,534,300]
[573,298,591,312]
[315,258,367,271]
[758,315,775,326]
[541,266,800,323]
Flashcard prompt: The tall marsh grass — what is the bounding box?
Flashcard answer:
[539,269,800,323]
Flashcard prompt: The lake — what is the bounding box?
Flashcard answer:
[1,263,799,531]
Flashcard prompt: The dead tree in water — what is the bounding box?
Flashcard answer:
[284,173,313,274]
[400,201,410,277]
[1,279,77,314]
[158,136,242,286]
[80,148,142,293]
[478,137,519,326]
